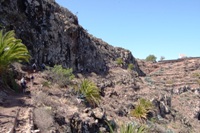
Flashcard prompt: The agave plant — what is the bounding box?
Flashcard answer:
[120,124,135,133]
[79,79,101,106]
[130,104,148,120]
[120,124,146,133]
[130,98,153,122]
[139,98,153,110]
[0,30,30,73]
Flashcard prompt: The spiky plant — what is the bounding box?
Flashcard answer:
[130,98,153,122]
[139,98,153,110]
[0,30,30,73]
[130,104,148,120]
[120,124,146,133]
[120,124,135,133]
[80,79,101,107]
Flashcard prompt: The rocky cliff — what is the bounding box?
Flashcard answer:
[0,0,144,75]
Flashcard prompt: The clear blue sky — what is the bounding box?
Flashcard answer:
[55,0,200,60]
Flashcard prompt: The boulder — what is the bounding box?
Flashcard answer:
[92,107,105,120]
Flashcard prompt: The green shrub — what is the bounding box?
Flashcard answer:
[145,55,157,62]
[139,98,153,110]
[128,63,134,70]
[130,98,153,121]
[79,79,101,107]
[120,124,135,133]
[105,120,147,133]
[46,65,74,87]
[116,58,123,66]
[42,81,51,88]
[131,104,147,120]
[120,124,146,133]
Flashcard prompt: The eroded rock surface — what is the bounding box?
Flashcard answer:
[0,0,144,76]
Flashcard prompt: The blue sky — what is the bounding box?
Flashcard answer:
[55,0,200,60]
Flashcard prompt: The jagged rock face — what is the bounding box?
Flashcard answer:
[0,0,144,75]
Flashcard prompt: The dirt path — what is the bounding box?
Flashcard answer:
[0,94,34,133]
[0,72,42,133]
[14,107,33,133]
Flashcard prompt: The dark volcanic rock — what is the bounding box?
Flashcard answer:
[0,0,144,75]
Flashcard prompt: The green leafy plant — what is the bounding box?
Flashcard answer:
[46,65,74,87]
[79,79,101,107]
[145,55,157,62]
[139,98,153,110]
[42,81,51,88]
[131,104,148,120]
[120,124,135,133]
[128,63,134,70]
[116,58,123,66]
[105,120,147,133]
[130,98,153,122]
[0,30,30,73]
[120,124,147,133]
[0,30,30,91]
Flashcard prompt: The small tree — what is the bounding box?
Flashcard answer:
[145,55,157,62]
[0,30,30,90]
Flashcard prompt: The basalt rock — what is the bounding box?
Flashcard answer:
[0,0,145,75]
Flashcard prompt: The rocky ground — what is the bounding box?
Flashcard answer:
[0,57,200,133]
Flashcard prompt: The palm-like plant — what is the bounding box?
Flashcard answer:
[80,79,101,107]
[0,30,30,73]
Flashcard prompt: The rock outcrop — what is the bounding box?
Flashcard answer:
[0,0,144,75]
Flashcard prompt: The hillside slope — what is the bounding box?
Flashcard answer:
[0,0,144,75]
[0,58,200,133]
